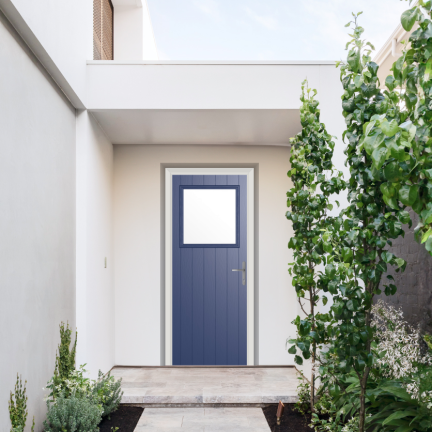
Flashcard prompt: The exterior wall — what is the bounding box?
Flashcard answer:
[113,144,296,365]
[76,111,114,378]
[377,210,432,333]
[113,2,158,61]
[1,0,93,104]
[0,11,76,431]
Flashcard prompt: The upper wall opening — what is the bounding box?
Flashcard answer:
[93,0,114,60]
[93,0,158,61]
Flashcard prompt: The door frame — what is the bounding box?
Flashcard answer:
[165,168,255,366]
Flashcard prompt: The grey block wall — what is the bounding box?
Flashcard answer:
[0,10,76,431]
[376,209,432,334]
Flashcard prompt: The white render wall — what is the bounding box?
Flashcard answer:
[113,1,158,61]
[113,144,297,365]
[0,0,93,104]
[0,11,76,430]
[76,111,114,378]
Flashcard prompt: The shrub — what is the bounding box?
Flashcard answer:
[48,323,77,400]
[91,370,123,418]
[9,375,28,432]
[310,391,345,432]
[47,364,92,401]
[294,378,311,416]
[43,394,102,432]
[371,300,432,402]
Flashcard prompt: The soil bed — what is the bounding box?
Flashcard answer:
[98,405,144,432]
[262,404,313,432]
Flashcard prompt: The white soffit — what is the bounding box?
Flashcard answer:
[90,109,300,145]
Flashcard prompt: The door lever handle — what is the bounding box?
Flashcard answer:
[232,261,246,285]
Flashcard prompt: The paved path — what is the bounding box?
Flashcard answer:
[112,367,299,404]
[134,407,270,431]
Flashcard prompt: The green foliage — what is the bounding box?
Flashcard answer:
[48,323,77,399]
[43,393,102,432]
[91,370,123,418]
[310,391,346,432]
[294,377,311,416]
[320,11,409,432]
[424,333,432,350]
[366,1,432,257]
[287,79,346,409]
[47,364,92,400]
[9,375,28,432]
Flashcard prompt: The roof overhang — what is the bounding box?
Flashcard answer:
[86,61,340,146]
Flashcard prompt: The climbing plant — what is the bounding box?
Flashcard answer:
[286,80,345,412]
[318,12,412,432]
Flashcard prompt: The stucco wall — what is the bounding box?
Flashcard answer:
[0,11,76,431]
[113,144,296,365]
[76,111,114,378]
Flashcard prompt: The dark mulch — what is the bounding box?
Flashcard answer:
[262,404,313,432]
[98,406,144,432]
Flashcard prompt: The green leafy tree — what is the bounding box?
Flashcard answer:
[376,0,432,255]
[286,80,345,411]
[320,13,409,432]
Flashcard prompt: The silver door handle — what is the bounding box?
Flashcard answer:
[232,261,246,285]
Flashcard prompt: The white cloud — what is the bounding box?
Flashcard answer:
[245,7,279,31]
[194,0,221,20]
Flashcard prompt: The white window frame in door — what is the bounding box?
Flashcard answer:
[165,168,255,365]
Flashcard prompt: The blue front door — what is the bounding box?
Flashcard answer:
[172,175,247,365]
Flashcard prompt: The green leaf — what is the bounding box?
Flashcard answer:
[401,7,418,31]
[384,161,402,182]
[399,185,419,206]
[398,210,411,225]
[383,410,418,426]
[349,333,360,345]
[288,345,297,355]
[421,228,432,243]
[425,237,432,253]
[385,75,396,91]
[341,247,353,263]
[325,264,336,279]
[394,426,414,432]
[294,355,303,365]
[382,251,394,263]
[347,299,358,311]
[425,58,432,82]
[364,132,385,155]
[381,119,399,137]
[322,296,328,306]
[372,146,389,170]
[347,49,361,73]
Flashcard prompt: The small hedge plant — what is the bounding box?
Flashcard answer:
[44,323,123,431]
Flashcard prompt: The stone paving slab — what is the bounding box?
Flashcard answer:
[134,407,270,431]
[113,367,299,405]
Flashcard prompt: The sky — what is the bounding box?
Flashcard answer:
[147,0,409,61]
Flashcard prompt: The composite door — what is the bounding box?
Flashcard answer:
[172,175,247,365]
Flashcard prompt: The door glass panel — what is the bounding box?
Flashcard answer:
[183,189,237,245]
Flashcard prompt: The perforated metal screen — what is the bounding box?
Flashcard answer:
[93,0,114,60]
